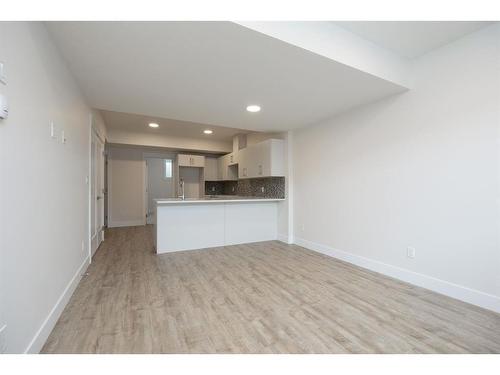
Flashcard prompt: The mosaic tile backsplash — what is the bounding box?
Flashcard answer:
[205,177,285,199]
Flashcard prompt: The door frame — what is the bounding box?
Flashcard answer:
[88,113,106,262]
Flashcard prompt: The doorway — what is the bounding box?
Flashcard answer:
[145,156,175,224]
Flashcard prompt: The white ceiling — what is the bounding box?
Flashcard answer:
[335,21,493,58]
[101,110,250,141]
[46,21,405,133]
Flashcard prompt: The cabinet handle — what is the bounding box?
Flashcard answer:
[258,165,262,175]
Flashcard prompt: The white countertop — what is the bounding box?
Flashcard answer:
[155,196,285,205]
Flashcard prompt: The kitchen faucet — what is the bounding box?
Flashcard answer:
[178,178,185,200]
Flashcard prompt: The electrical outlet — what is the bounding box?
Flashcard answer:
[0,324,7,354]
[81,241,85,253]
[301,224,305,232]
[407,246,416,259]
[261,186,265,193]
[61,130,67,144]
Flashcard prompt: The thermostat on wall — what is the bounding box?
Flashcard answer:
[0,94,9,119]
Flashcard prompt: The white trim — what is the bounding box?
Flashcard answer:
[277,233,292,244]
[24,255,90,353]
[286,130,294,244]
[142,158,148,225]
[108,220,146,228]
[88,113,93,264]
[145,158,150,224]
[142,159,147,225]
[92,125,105,145]
[90,127,105,258]
[107,153,113,226]
[294,237,500,314]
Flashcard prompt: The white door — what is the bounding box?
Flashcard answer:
[90,130,105,256]
[146,158,175,224]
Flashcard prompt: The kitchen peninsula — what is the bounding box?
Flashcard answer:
[154,196,284,253]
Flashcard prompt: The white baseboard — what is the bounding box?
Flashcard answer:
[277,233,289,243]
[108,220,145,228]
[24,255,90,353]
[294,237,500,314]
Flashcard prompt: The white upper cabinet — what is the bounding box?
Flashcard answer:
[227,152,238,165]
[238,139,284,179]
[178,154,205,167]
[217,153,238,181]
[215,138,284,180]
[217,156,224,180]
[204,156,219,181]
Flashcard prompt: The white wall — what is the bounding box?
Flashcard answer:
[108,147,146,227]
[107,128,232,153]
[92,109,107,140]
[246,132,284,146]
[0,22,99,353]
[236,22,412,88]
[292,24,500,312]
[277,131,293,243]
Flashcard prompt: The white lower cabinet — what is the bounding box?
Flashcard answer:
[156,201,279,253]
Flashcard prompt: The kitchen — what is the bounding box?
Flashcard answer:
[154,134,286,253]
[103,115,290,254]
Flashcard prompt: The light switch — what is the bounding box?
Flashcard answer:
[50,121,56,138]
[0,62,6,85]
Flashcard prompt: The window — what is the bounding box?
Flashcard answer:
[164,159,172,179]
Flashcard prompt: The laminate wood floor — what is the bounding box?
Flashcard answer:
[41,225,500,353]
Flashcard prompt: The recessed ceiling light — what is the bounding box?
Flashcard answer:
[148,123,159,128]
[246,105,261,113]
[204,129,213,134]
